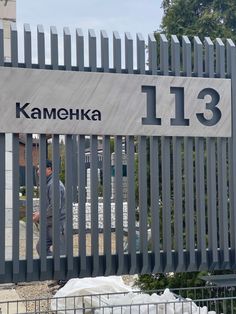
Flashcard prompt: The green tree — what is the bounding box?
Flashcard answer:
[161,0,236,41]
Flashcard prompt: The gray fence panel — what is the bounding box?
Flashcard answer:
[183,36,196,271]
[77,135,86,276]
[216,38,230,267]
[90,135,99,276]
[65,135,74,275]
[171,35,184,272]
[0,24,235,281]
[205,37,219,268]
[160,34,172,272]
[0,133,5,276]
[227,39,236,265]
[193,36,207,269]
[39,135,47,278]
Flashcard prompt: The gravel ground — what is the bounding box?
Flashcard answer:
[14,275,137,313]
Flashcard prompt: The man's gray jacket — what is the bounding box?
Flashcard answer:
[46,174,66,226]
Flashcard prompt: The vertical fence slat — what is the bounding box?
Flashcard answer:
[194,36,207,269]
[24,24,31,68]
[101,30,109,72]
[150,136,161,272]
[148,33,157,75]
[11,24,19,280]
[138,136,148,273]
[127,136,136,274]
[37,25,45,69]
[113,31,121,73]
[25,134,33,277]
[39,135,47,277]
[0,21,5,277]
[148,33,160,272]
[65,135,74,275]
[89,29,96,72]
[0,133,5,275]
[126,32,136,274]
[90,135,99,276]
[113,31,124,274]
[160,34,172,271]
[183,36,196,271]
[227,38,236,266]
[24,24,34,278]
[137,32,148,273]
[216,38,229,267]
[52,135,61,276]
[101,30,112,275]
[76,28,84,71]
[115,136,124,274]
[205,37,218,268]
[10,23,18,67]
[12,133,19,280]
[64,27,71,70]
[50,26,58,70]
[171,35,184,272]
[50,27,60,276]
[0,20,3,66]
[137,33,145,74]
[37,25,47,277]
[78,135,86,276]
[102,135,112,275]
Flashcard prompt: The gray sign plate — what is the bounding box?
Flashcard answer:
[0,67,231,137]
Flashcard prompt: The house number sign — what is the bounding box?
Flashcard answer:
[0,67,231,137]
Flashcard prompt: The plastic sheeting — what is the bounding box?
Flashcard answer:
[51,276,216,314]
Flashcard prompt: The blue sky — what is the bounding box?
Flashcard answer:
[16,0,164,66]
[17,0,163,37]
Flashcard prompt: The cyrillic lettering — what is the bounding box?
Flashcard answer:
[16,102,30,119]
[43,108,56,119]
[57,108,68,120]
[81,109,91,120]
[91,110,101,121]
[31,107,41,119]
[69,109,80,120]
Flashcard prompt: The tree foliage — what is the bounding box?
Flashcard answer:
[161,0,236,41]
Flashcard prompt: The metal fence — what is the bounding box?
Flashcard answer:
[1,286,236,313]
[0,21,235,282]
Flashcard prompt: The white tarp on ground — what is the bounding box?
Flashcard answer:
[51,276,216,314]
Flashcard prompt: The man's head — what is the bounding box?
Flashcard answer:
[37,159,53,177]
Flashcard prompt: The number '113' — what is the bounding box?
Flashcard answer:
[141,85,221,127]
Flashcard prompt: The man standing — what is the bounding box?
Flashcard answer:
[33,159,66,256]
